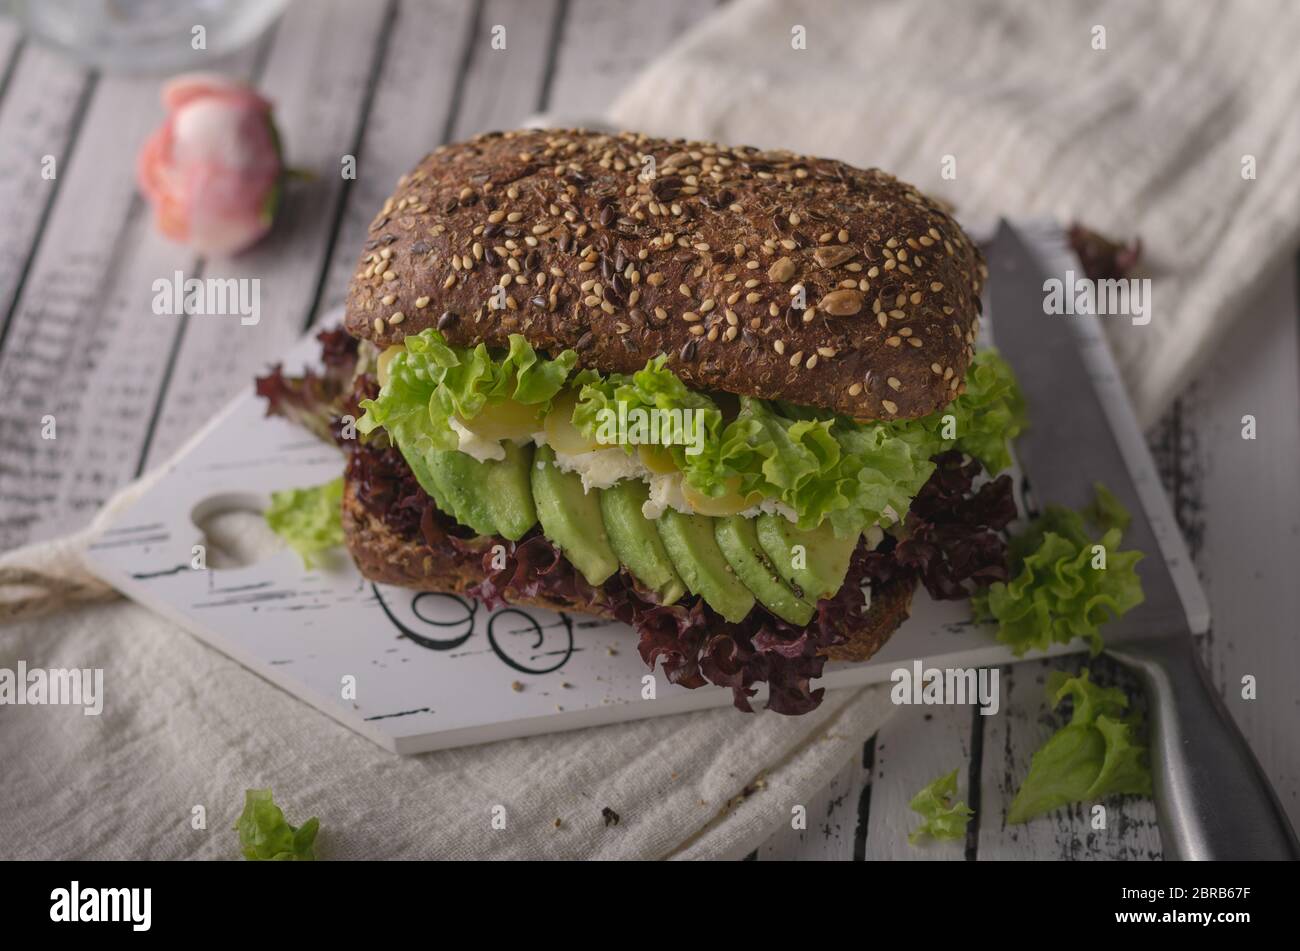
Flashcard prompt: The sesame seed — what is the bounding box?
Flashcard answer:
[908,337,923,348]
[382,269,396,281]
[885,336,901,347]
[388,312,405,326]
[774,340,786,355]
[372,317,384,334]
[848,382,863,396]
[381,294,396,305]
[415,296,430,308]
[886,376,901,390]
[931,282,944,292]
[882,399,898,415]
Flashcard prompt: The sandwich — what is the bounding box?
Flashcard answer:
[257,128,1025,715]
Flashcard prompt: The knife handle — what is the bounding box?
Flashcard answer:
[1109,637,1300,860]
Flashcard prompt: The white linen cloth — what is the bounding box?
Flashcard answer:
[605,0,1300,426]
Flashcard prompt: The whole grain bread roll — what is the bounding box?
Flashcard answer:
[344,128,984,421]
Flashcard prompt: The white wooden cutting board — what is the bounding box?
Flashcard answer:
[82,222,1208,754]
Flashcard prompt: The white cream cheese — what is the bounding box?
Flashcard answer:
[641,472,690,519]
[736,497,800,523]
[449,417,506,463]
[553,447,648,493]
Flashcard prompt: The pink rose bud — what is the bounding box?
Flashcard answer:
[137,73,284,256]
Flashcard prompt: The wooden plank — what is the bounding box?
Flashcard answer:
[0,43,90,350]
[315,0,491,321]
[0,20,22,97]
[0,72,187,550]
[757,748,866,860]
[976,655,1163,859]
[543,0,718,120]
[1169,262,1300,831]
[140,0,392,470]
[861,703,973,860]
[446,0,562,141]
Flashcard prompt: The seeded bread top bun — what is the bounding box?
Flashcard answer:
[344,128,985,420]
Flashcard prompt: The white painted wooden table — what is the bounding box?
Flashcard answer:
[1,0,1295,860]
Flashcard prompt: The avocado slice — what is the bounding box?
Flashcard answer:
[483,441,537,541]
[532,445,620,586]
[425,448,499,536]
[756,513,859,603]
[403,446,456,515]
[656,510,755,623]
[715,515,814,625]
[599,480,686,605]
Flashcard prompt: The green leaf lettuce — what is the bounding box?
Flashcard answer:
[1008,669,1152,824]
[568,349,1023,537]
[358,334,1025,540]
[265,476,344,568]
[972,483,1144,655]
[908,768,975,845]
[357,328,578,455]
[236,788,320,861]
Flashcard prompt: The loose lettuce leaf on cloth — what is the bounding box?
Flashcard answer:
[264,477,344,568]
[1008,669,1152,824]
[357,328,578,455]
[908,768,974,845]
[972,484,1144,655]
[236,788,320,860]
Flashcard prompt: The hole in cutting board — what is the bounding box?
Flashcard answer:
[190,492,284,569]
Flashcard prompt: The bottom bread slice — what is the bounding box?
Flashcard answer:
[341,474,914,664]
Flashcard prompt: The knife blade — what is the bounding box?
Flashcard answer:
[985,221,1187,642]
[984,219,1299,860]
